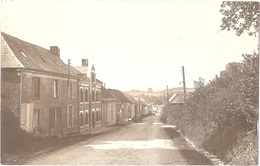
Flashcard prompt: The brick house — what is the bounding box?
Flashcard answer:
[1,32,79,136]
[74,59,102,133]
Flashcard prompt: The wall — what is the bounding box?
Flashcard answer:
[79,84,91,133]
[20,71,79,135]
[102,100,116,127]
[1,69,21,118]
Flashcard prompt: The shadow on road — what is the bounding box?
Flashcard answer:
[179,149,213,165]
[164,127,213,165]
[163,128,181,139]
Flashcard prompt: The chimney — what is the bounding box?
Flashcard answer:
[82,59,88,67]
[50,46,60,58]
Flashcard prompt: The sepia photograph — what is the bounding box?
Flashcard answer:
[1,0,259,165]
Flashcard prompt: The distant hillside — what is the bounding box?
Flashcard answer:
[124,87,194,105]
[125,87,194,97]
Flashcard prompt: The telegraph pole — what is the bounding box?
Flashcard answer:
[182,66,187,104]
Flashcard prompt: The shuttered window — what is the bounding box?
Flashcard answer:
[33,78,40,99]
[54,80,59,99]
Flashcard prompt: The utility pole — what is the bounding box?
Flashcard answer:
[182,66,187,104]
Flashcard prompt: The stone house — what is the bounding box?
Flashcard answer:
[1,32,79,136]
[107,89,132,123]
[124,94,138,119]
[101,87,117,127]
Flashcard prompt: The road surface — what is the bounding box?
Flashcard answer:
[26,114,212,165]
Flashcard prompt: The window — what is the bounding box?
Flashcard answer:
[96,109,99,121]
[85,110,89,125]
[68,82,72,98]
[67,106,73,127]
[80,111,84,126]
[33,78,40,99]
[54,80,59,99]
[99,110,102,121]
[33,109,40,127]
[96,109,101,121]
[96,91,99,101]
[80,88,84,103]
[92,90,95,102]
[85,89,89,102]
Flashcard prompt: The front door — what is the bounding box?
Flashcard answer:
[49,107,62,136]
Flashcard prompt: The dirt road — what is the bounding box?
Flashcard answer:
[26,115,212,165]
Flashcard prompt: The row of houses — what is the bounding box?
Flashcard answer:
[1,32,145,137]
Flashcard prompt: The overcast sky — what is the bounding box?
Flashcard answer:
[1,0,258,91]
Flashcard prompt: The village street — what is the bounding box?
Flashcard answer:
[25,115,212,165]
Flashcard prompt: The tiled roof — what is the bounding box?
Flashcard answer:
[107,89,132,103]
[74,66,88,75]
[1,32,77,77]
[124,94,138,103]
[169,93,184,104]
[101,87,115,99]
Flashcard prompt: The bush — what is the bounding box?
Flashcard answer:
[162,54,258,164]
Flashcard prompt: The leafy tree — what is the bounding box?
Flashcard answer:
[193,77,205,89]
[220,2,259,36]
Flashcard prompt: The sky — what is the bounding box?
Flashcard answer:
[1,0,258,91]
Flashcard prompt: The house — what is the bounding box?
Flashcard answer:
[133,96,146,116]
[101,87,117,127]
[107,89,132,124]
[74,59,102,133]
[124,94,138,119]
[168,93,184,105]
[1,32,79,136]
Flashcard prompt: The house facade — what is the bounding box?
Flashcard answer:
[101,87,117,127]
[74,59,102,133]
[107,89,132,124]
[124,94,138,119]
[1,32,79,136]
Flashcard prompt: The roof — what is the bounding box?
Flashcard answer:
[107,89,132,103]
[101,87,115,99]
[1,32,77,77]
[169,93,184,104]
[96,79,103,84]
[74,66,88,75]
[124,94,138,103]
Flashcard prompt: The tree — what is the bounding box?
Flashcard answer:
[148,87,153,92]
[193,77,205,90]
[219,2,259,36]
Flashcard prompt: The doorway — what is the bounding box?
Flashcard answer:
[49,107,62,136]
